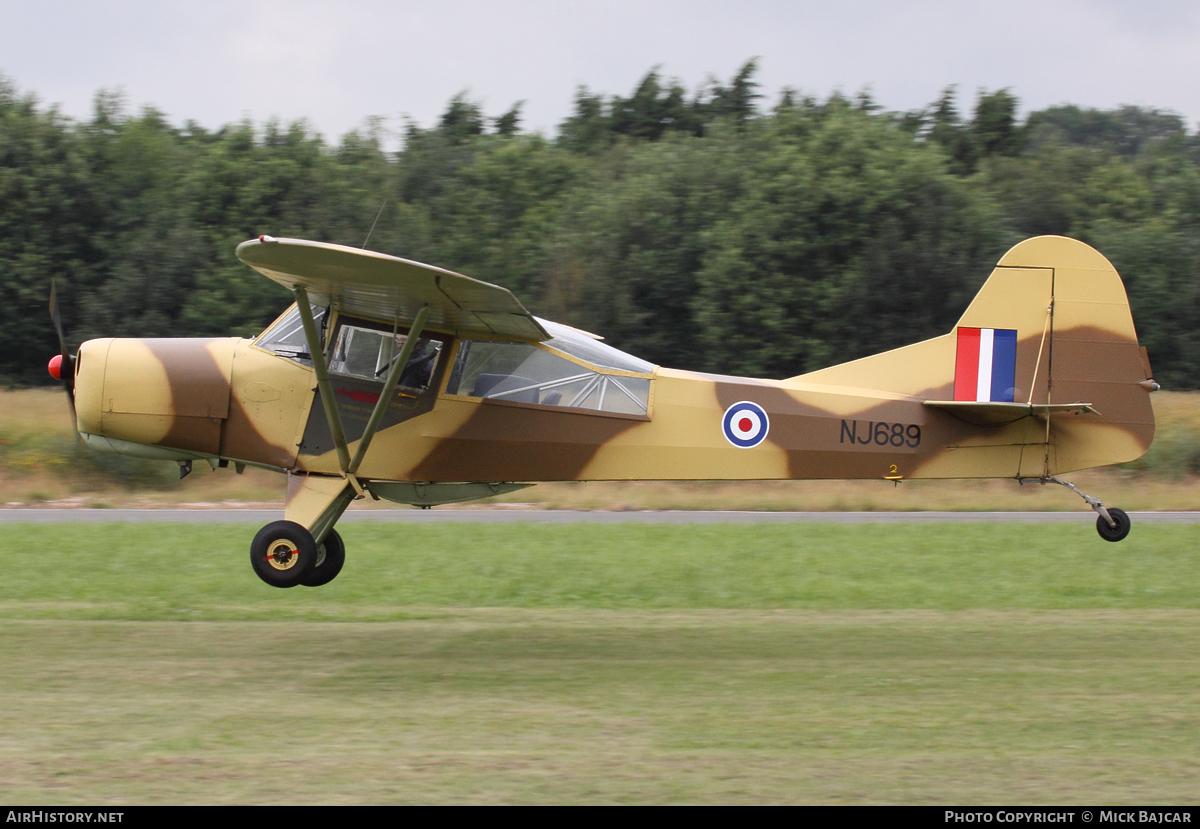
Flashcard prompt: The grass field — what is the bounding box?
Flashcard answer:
[1,521,1198,803]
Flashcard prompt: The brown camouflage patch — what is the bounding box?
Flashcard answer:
[409,401,639,481]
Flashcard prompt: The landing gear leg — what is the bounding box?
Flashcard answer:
[1021,475,1131,542]
[246,472,357,588]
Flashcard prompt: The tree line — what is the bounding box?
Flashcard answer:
[3,62,1199,387]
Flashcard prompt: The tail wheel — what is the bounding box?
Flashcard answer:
[250,520,319,588]
[302,528,346,587]
[1096,507,1131,542]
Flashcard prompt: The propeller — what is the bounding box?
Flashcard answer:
[47,280,77,414]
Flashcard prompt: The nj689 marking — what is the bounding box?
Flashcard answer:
[839,419,921,448]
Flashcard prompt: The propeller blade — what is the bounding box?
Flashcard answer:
[49,281,66,350]
[48,280,76,411]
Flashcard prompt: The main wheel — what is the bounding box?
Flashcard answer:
[250,520,319,588]
[301,528,346,587]
[1096,507,1131,542]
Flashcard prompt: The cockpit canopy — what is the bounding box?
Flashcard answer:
[256,308,655,416]
[445,319,654,416]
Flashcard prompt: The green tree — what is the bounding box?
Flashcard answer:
[925,86,977,175]
[3,69,1199,392]
[537,128,745,368]
[703,58,762,126]
[0,78,99,383]
[693,101,1004,377]
[972,88,1022,157]
[1027,104,1186,157]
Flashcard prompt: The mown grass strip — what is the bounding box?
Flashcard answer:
[2,522,1198,619]
[1,612,1198,804]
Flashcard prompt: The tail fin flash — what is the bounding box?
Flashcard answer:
[796,236,1155,474]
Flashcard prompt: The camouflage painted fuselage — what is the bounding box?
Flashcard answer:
[70,236,1156,497]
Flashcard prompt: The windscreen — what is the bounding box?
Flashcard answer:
[255,303,327,360]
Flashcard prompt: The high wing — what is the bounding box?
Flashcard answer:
[235,236,549,341]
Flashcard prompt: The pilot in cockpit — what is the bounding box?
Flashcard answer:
[399,337,440,389]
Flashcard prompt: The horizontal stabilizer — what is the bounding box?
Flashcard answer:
[923,400,1098,425]
[237,236,548,341]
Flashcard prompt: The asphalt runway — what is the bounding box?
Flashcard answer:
[2,509,1200,524]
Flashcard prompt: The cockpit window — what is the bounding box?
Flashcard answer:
[445,336,654,416]
[256,303,326,361]
[328,324,443,390]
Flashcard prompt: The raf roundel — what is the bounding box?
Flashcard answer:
[722,401,770,448]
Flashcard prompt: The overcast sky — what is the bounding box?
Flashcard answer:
[3,0,1198,144]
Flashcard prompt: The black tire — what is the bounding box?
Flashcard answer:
[250,520,319,588]
[1096,507,1131,542]
[301,528,346,587]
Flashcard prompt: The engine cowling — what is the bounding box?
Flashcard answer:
[74,338,236,458]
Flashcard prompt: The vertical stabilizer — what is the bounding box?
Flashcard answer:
[795,236,1155,474]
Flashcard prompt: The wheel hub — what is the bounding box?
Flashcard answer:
[265,538,301,571]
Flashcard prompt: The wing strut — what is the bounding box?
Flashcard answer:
[293,288,432,538]
[295,285,432,472]
[348,304,429,476]
[295,286,352,473]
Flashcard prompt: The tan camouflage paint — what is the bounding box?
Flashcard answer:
[75,338,234,457]
[363,236,1153,484]
[221,339,316,470]
[70,235,1155,531]
[284,472,353,529]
